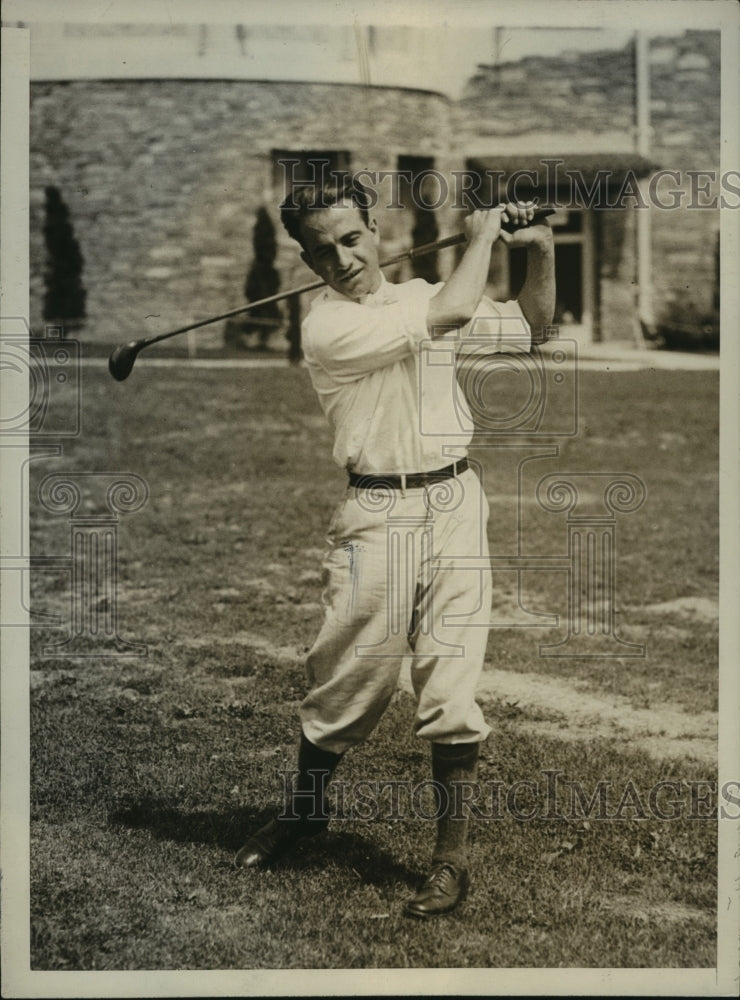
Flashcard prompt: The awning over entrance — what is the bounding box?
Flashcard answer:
[469,153,659,181]
[467,152,661,208]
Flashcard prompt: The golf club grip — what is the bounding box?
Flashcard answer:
[404,208,555,262]
[385,232,466,266]
[501,207,555,233]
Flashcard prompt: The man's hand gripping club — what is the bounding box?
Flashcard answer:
[426,202,555,341]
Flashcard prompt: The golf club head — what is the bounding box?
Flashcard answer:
[108,341,141,381]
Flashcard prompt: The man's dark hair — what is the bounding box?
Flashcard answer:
[280,176,373,247]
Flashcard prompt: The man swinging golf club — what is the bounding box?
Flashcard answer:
[235,176,555,918]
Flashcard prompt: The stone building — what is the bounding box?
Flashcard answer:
[30,78,454,349]
[456,29,721,344]
[27,22,721,348]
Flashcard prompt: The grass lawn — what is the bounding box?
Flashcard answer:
[28,362,718,969]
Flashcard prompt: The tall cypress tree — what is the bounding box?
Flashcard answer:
[43,186,87,328]
[244,207,281,349]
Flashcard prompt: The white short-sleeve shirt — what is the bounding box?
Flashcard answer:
[302,276,531,474]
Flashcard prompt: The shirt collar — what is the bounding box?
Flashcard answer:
[323,275,395,306]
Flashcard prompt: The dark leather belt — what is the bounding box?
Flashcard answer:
[348,458,469,491]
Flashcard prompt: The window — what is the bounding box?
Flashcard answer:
[271,149,352,204]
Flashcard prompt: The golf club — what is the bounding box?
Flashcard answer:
[108,208,554,381]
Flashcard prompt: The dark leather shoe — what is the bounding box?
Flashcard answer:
[234,816,321,869]
[404,862,469,918]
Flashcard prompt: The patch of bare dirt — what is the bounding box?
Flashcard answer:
[397,664,717,764]
[601,895,714,926]
[180,611,718,764]
[640,597,719,623]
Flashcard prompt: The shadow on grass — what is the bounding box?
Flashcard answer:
[108,797,418,886]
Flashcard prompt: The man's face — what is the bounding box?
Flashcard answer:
[299,202,382,300]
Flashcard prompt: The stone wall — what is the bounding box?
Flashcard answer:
[29,29,722,348]
[648,32,721,319]
[29,80,453,345]
[458,30,722,330]
[597,210,638,343]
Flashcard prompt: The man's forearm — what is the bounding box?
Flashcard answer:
[425,209,511,335]
[517,237,556,344]
[426,233,496,335]
[425,206,553,341]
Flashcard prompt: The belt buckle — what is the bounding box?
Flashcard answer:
[400,472,407,496]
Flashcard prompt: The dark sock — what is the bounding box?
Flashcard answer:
[430,741,480,866]
[282,733,343,830]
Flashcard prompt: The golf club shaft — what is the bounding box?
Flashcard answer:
[133,231,469,353]
[108,207,554,379]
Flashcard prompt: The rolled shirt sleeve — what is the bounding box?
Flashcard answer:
[302,282,434,382]
[453,296,532,357]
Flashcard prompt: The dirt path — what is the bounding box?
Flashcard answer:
[413,594,718,764]
[399,663,716,764]
[182,603,717,764]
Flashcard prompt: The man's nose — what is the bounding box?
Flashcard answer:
[335,245,353,270]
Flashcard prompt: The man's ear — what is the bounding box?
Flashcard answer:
[368,217,380,246]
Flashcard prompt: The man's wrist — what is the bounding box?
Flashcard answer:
[466,231,496,251]
[525,231,555,253]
